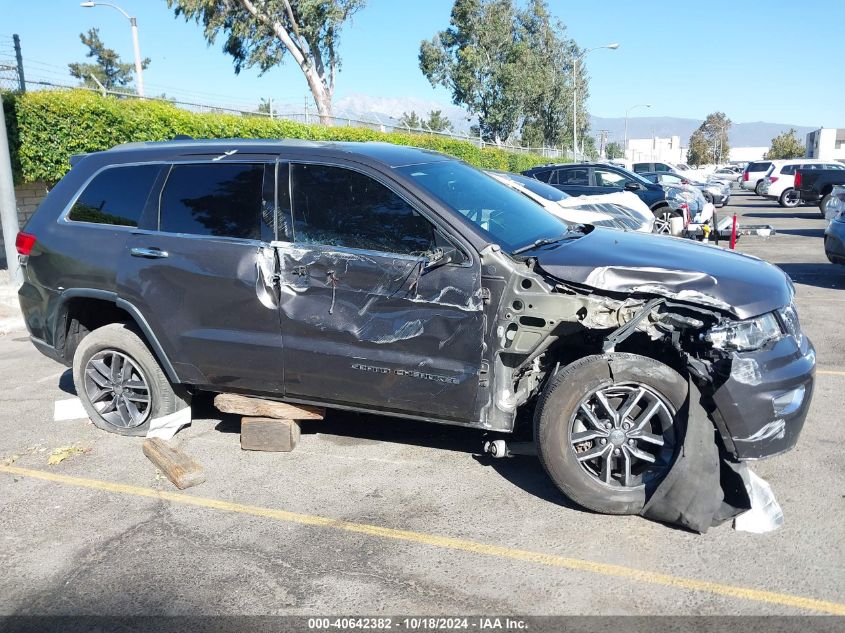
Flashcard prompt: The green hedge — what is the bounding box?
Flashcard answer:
[2,89,556,184]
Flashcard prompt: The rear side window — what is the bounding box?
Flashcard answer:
[557,168,589,185]
[290,163,435,255]
[632,163,649,173]
[531,169,556,184]
[68,164,160,227]
[749,161,772,173]
[159,163,273,241]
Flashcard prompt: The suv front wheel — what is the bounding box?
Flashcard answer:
[72,323,190,436]
[534,353,687,515]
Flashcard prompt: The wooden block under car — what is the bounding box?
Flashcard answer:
[214,393,324,420]
[142,438,206,489]
[240,416,301,452]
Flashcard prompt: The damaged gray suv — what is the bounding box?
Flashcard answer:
[17,139,815,524]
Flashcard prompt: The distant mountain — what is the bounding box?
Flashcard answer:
[591,116,818,147]
[334,94,819,147]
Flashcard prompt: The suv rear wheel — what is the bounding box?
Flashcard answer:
[755,180,764,196]
[534,353,687,515]
[72,323,190,436]
[779,188,800,208]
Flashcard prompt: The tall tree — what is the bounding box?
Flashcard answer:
[687,112,732,165]
[68,28,149,91]
[166,0,365,124]
[518,0,583,150]
[687,129,710,166]
[425,109,453,132]
[398,111,422,130]
[765,128,806,159]
[605,141,624,160]
[419,0,528,143]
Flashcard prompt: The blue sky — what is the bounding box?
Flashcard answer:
[2,0,843,127]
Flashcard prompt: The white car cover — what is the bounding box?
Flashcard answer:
[488,173,654,233]
[556,191,653,224]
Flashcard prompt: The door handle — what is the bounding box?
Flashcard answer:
[130,247,169,259]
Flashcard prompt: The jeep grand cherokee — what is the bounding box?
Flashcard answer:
[16,139,816,517]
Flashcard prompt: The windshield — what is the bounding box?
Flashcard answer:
[611,165,654,186]
[397,161,570,253]
[504,172,570,201]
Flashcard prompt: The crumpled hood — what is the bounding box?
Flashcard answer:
[536,228,792,319]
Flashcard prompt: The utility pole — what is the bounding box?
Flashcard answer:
[0,104,22,285]
[598,129,609,158]
[12,34,25,92]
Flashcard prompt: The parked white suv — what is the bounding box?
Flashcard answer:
[761,159,845,208]
[741,160,773,194]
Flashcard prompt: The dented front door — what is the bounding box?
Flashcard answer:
[275,161,484,422]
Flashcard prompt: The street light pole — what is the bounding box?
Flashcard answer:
[572,42,619,160]
[624,103,651,157]
[80,2,145,97]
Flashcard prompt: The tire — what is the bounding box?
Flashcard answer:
[703,192,713,205]
[820,194,832,218]
[754,180,764,196]
[534,353,687,515]
[778,188,800,208]
[72,322,190,436]
[652,206,680,235]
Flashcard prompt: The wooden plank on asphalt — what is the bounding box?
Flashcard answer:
[214,393,324,420]
[142,438,206,490]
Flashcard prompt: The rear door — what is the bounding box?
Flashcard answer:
[117,159,285,394]
[274,161,484,422]
[551,166,594,195]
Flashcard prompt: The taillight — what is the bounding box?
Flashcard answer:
[743,172,749,181]
[15,232,36,256]
[794,171,802,188]
[769,177,779,184]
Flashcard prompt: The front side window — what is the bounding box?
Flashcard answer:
[159,163,273,241]
[290,163,435,255]
[594,168,629,188]
[68,164,160,227]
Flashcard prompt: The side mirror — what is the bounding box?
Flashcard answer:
[624,181,641,191]
[424,246,456,271]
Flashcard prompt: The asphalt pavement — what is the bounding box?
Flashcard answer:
[0,189,843,618]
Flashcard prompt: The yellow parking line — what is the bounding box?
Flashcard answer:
[817,369,845,376]
[2,463,844,615]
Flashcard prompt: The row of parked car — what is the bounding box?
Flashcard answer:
[739,158,845,210]
[514,159,732,240]
[735,157,845,265]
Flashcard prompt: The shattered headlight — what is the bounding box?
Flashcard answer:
[777,303,803,344]
[705,313,783,351]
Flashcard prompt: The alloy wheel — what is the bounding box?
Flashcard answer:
[569,383,677,488]
[83,350,152,429]
[653,210,673,234]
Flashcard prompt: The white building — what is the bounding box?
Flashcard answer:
[625,136,686,164]
[806,128,845,160]
[728,147,768,163]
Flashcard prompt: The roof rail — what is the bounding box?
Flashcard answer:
[174,134,194,140]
